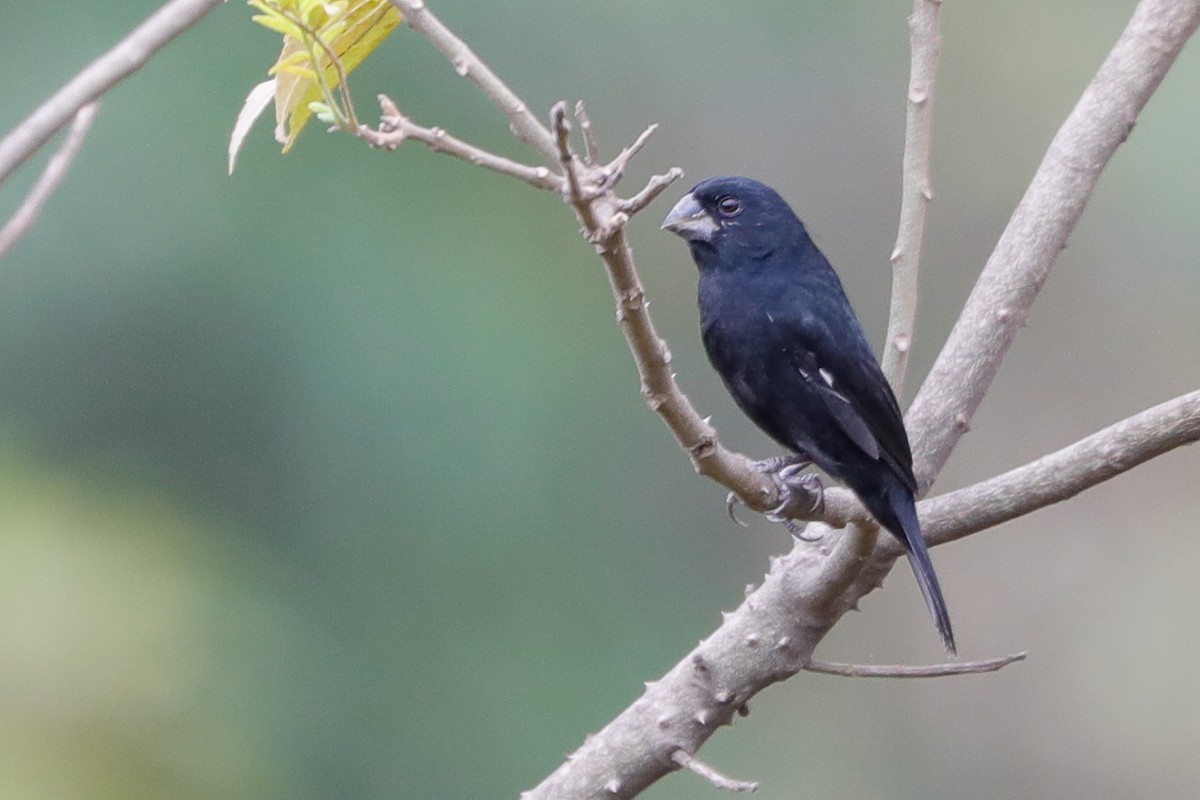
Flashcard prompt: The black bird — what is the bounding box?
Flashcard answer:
[662,176,955,653]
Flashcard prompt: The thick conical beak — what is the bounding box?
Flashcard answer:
[661,192,717,242]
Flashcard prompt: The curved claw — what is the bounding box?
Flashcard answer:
[766,508,824,542]
[767,470,826,541]
[726,492,751,528]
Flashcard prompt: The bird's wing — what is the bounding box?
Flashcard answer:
[784,313,918,493]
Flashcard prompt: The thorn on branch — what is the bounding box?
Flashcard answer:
[804,651,1027,678]
[590,210,629,243]
[672,750,759,794]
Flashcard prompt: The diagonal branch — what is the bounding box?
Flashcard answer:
[913,389,1200,550]
[0,0,221,188]
[388,0,560,166]
[0,103,99,262]
[905,0,1200,492]
[882,0,943,395]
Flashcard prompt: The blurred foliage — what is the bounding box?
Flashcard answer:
[1,2,1198,799]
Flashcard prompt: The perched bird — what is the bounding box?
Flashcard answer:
[662,176,955,653]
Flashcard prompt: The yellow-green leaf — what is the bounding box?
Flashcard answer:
[250,0,403,154]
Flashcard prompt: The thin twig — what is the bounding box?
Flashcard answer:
[604,123,658,186]
[881,0,942,395]
[906,0,1200,492]
[0,0,221,188]
[671,750,759,793]
[805,652,1026,678]
[0,103,99,261]
[359,95,563,192]
[550,102,587,210]
[619,168,684,216]
[389,0,560,165]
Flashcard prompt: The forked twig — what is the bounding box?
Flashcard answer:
[0,103,100,261]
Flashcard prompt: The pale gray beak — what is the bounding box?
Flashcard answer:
[661,192,718,242]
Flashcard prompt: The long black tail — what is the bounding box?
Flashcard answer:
[866,475,956,654]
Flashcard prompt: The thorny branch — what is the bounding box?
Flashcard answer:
[905,0,1200,492]
[914,389,1200,551]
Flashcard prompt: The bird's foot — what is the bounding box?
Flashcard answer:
[726,456,824,539]
[766,465,825,542]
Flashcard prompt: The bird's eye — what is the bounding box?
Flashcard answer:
[716,196,742,217]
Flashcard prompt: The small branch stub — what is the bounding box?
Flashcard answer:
[672,750,759,793]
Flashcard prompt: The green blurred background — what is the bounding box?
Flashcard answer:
[2,2,1198,798]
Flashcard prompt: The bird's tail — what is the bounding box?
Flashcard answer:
[875,479,956,654]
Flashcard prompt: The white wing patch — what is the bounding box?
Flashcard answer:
[799,355,881,461]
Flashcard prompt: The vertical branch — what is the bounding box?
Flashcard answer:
[882,0,943,395]
[906,0,1200,490]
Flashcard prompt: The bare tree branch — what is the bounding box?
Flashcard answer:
[905,0,1200,491]
[0,0,221,188]
[671,750,759,794]
[0,103,99,262]
[882,0,942,395]
[805,652,1027,679]
[360,2,1200,798]
[357,95,563,192]
[915,389,1200,549]
[618,168,684,216]
[524,3,1200,796]
[388,0,560,166]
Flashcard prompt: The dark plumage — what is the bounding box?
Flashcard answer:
[662,176,955,653]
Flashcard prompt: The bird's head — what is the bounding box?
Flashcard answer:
[661,176,808,266]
